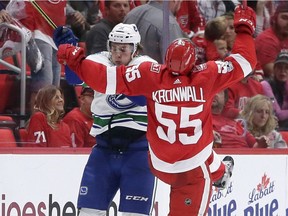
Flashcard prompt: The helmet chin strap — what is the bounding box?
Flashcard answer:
[131,44,139,59]
[131,50,137,59]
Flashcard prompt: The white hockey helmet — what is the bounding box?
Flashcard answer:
[107,23,141,56]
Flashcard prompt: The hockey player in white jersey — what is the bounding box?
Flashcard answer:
[76,24,157,216]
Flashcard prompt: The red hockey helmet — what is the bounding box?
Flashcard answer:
[165,38,196,75]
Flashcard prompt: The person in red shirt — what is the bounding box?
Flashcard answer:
[203,15,228,62]
[176,0,205,39]
[63,86,95,148]
[222,75,264,119]
[255,1,288,78]
[212,90,268,148]
[25,85,72,148]
[55,5,256,215]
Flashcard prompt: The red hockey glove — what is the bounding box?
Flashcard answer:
[234,5,256,36]
[57,44,85,66]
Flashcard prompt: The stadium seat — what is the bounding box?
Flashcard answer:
[0,116,17,131]
[0,74,16,113]
[0,115,13,121]
[17,128,28,146]
[0,54,19,113]
[0,128,17,147]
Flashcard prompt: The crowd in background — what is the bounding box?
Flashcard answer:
[0,0,288,149]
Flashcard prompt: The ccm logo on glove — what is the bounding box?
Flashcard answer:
[238,18,255,30]
[72,47,81,56]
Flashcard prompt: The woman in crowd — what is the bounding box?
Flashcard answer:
[241,94,287,149]
[25,85,72,147]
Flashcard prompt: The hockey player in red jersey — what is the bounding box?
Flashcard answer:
[55,5,256,216]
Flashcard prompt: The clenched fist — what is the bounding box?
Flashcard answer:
[234,5,256,36]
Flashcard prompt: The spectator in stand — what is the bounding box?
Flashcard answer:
[212,90,268,148]
[255,1,288,78]
[17,0,67,113]
[222,74,264,119]
[203,12,236,59]
[261,50,288,130]
[63,86,95,148]
[204,16,228,62]
[25,85,72,148]
[85,0,130,55]
[197,0,237,23]
[66,1,102,43]
[176,0,205,39]
[124,0,184,63]
[214,38,229,60]
[222,11,236,52]
[241,94,287,148]
[176,0,207,64]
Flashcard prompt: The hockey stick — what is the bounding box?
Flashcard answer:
[28,0,83,85]
[28,0,57,29]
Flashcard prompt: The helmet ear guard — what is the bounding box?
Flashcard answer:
[165,38,196,75]
[107,23,141,56]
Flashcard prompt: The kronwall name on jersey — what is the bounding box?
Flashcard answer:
[152,86,205,103]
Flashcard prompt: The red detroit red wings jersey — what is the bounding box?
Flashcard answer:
[63,107,95,148]
[62,33,256,173]
[26,112,72,148]
[21,0,66,37]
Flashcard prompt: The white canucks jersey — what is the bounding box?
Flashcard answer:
[86,52,157,137]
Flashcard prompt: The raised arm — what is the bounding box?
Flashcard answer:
[228,5,257,77]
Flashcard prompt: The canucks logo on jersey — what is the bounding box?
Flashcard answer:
[106,94,137,110]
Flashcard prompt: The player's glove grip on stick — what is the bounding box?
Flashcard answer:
[234,5,256,36]
[54,27,82,84]
[53,26,78,47]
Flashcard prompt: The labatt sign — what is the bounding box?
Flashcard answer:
[208,182,236,215]
[1,153,288,216]
[244,174,278,216]
[208,173,285,216]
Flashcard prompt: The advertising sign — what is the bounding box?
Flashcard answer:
[0,153,287,216]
